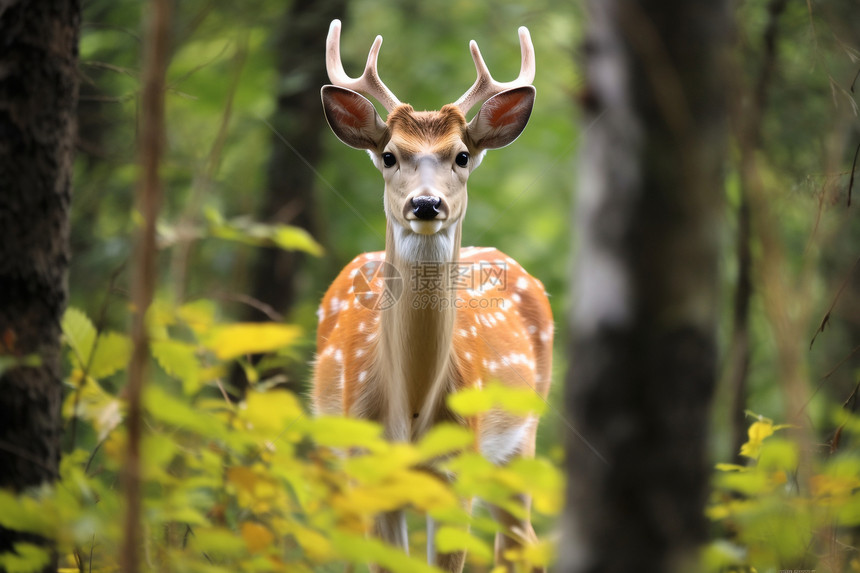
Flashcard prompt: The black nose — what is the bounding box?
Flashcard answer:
[411,196,441,220]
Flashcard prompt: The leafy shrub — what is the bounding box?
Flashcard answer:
[0,303,562,572]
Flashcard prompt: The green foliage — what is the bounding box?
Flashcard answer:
[0,305,561,572]
[706,413,860,572]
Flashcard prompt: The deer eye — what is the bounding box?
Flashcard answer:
[382,152,396,168]
[455,152,469,168]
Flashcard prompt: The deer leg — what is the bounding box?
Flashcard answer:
[427,496,472,573]
[487,422,543,573]
[368,510,408,573]
[488,493,543,573]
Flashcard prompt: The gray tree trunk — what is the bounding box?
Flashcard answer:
[562,1,729,572]
[0,0,80,569]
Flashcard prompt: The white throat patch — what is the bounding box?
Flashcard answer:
[393,224,456,263]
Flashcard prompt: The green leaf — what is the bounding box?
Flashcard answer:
[505,457,564,514]
[758,438,798,472]
[329,531,442,573]
[270,225,324,256]
[62,376,122,441]
[144,385,224,438]
[62,307,96,367]
[87,331,131,379]
[715,469,772,496]
[152,339,200,394]
[190,527,249,559]
[0,491,56,538]
[61,307,130,379]
[205,209,324,256]
[0,542,52,573]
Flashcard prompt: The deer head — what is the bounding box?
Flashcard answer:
[320,20,535,250]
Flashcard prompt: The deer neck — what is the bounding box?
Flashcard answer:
[378,220,461,441]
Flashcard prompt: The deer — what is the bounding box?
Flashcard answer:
[311,19,553,573]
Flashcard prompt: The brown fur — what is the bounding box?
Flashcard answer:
[386,105,468,156]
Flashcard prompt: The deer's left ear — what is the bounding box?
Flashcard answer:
[466,86,535,150]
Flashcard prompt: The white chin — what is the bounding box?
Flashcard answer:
[408,220,444,235]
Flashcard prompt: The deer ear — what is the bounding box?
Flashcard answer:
[466,86,535,150]
[321,85,388,150]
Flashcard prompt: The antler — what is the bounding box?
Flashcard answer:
[325,19,401,113]
[454,26,535,115]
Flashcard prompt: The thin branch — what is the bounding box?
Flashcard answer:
[848,140,859,207]
[211,291,284,322]
[68,262,125,450]
[120,1,170,571]
[799,344,860,413]
[810,256,860,349]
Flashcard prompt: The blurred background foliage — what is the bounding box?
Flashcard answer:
[53,0,860,570]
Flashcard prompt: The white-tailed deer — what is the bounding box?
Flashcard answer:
[312,19,552,573]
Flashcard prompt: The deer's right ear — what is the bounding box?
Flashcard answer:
[321,86,388,150]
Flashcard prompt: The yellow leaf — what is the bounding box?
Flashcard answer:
[447,386,494,416]
[178,299,217,335]
[416,423,474,461]
[518,538,555,567]
[448,382,546,417]
[239,390,303,435]
[241,521,274,554]
[280,522,332,562]
[345,444,419,483]
[204,323,302,360]
[308,416,384,450]
[493,383,547,416]
[739,418,792,459]
[435,526,492,563]
[715,463,749,472]
[227,466,258,494]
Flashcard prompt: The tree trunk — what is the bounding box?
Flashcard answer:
[562,1,729,572]
[230,0,344,392]
[0,0,80,569]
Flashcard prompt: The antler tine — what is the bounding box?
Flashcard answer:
[325,19,401,112]
[454,26,536,115]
